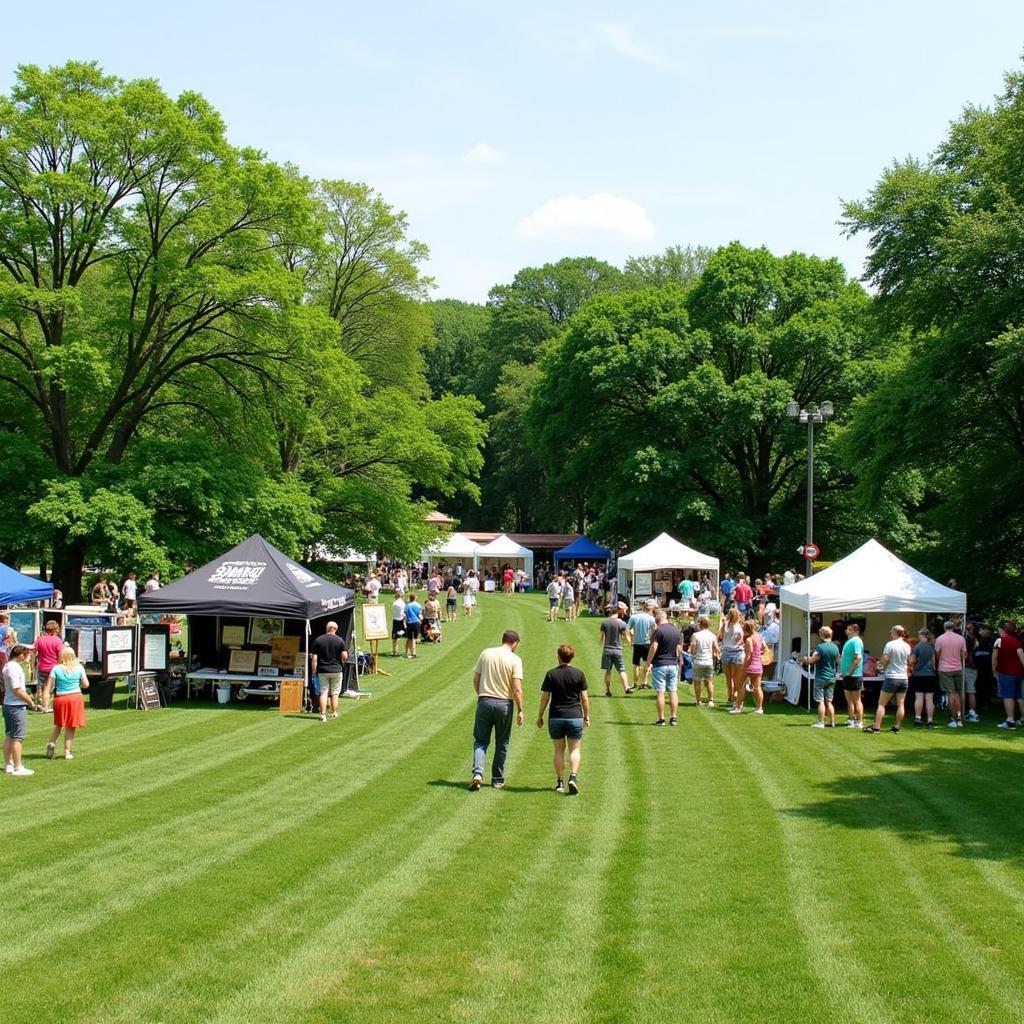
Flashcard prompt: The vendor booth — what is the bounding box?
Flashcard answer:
[138,535,355,707]
[776,538,966,705]
[476,534,534,587]
[422,531,479,575]
[617,533,719,608]
[553,536,610,568]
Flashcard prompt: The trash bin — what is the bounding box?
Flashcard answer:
[89,677,117,709]
[216,683,233,704]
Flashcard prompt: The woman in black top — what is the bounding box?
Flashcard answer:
[536,644,590,795]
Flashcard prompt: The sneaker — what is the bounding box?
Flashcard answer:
[913,718,923,728]
[469,775,482,791]
[4,762,13,774]
[926,721,935,729]
[947,719,960,729]
[669,716,678,727]
[811,721,826,729]
[754,708,764,715]
[997,720,1017,730]
[707,700,715,707]
[966,710,979,723]
[320,713,327,723]
[744,682,753,692]
[45,742,55,759]
[604,691,613,698]
[567,775,579,795]
[11,765,34,776]
[846,720,859,728]
[330,711,338,719]
[492,780,504,790]
[729,707,742,714]
[890,725,901,733]
[555,779,564,793]
[64,751,74,760]
[863,725,880,733]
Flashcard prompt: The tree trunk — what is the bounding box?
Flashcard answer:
[52,531,87,604]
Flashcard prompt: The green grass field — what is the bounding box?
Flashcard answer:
[4,593,1023,1024]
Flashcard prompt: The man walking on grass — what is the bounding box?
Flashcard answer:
[646,608,682,726]
[470,630,524,790]
[599,604,632,697]
[310,621,348,722]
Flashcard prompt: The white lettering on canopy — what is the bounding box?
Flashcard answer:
[208,560,267,590]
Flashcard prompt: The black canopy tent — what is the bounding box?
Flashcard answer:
[138,535,355,697]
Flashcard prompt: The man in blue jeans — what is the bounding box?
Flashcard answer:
[470,630,524,790]
[645,609,682,727]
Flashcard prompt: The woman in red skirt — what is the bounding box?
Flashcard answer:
[42,646,89,760]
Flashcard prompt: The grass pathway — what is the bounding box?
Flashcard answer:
[3,593,1023,1023]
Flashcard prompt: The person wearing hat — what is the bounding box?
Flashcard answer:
[934,620,968,728]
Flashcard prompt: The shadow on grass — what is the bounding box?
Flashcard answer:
[785,743,1024,863]
[426,780,554,794]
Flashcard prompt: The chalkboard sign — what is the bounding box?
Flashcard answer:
[136,672,162,710]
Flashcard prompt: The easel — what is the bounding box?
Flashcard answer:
[367,639,390,677]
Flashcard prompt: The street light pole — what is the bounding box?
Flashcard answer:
[787,400,833,578]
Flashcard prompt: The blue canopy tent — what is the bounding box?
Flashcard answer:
[553,536,610,567]
[0,563,53,606]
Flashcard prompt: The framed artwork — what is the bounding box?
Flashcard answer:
[634,572,653,597]
[228,649,258,674]
[249,617,284,646]
[271,635,300,670]
[222,624,246,647]
[105,628,134,653]
[361,603,389,641]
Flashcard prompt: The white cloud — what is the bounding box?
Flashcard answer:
[598,23,680,73]
[462,142,506,163]
[513,193,656,242]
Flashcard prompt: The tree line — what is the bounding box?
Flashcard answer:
[1,60,1021,617]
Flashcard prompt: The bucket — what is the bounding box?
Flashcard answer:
[216,683,232,704]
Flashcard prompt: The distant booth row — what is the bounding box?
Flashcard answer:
[618,533,720,609]
[139,534,355,709]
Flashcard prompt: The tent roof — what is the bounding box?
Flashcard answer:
[425,531,479,558]
[0,562,53,606]
[554,536,610,561]
[778,539,966,614]
[138,535,354,619]
[477,533,533,557]
[618,532,719,573]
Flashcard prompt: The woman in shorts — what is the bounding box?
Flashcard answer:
[43,646,89,760]
[718,608,745,709]
[536,644,589,795]
[909,628,937,727]
[733,619,765,714]
[446,583,458,623]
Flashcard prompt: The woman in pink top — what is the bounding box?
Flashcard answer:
[734,619,765,714]
[33,620,65,713]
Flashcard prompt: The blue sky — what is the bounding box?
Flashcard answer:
[2,2,1023,301]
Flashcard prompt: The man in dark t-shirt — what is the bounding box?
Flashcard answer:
[646,609,683,726]
[537,643,590,794]
[311,622,348,722]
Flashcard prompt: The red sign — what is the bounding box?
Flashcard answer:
[804,543,820,560]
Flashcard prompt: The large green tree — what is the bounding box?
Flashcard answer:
[528,245,878,571]
[841,66,1024,612]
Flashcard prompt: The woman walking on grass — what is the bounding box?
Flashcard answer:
[732,619,765,714]
[718,608,745,709]
[536,644,589,795]
[43,646,89,760]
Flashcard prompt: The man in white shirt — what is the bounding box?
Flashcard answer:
[390,594,406,657]
[470,630,524,790]
[365,573,381,603]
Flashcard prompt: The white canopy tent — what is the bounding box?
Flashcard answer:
[476,534,534,582]
[617,532,719,607]
[422,531,480,573]
[777,538,967,698]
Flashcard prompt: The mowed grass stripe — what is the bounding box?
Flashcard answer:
[713,713,1024,1021]
[0,654,488,963]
